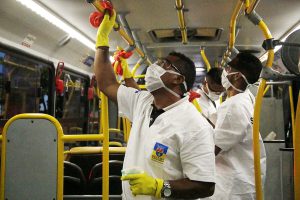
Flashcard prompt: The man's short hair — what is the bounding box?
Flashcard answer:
[228,52,263,84]
[206,67,223,86]
[169,51,196,91]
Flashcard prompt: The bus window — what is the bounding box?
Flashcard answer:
[55,69,89,140]
[0,45,54,132]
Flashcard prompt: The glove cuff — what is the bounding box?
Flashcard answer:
[155,178,164,199]
[95,34,109,48]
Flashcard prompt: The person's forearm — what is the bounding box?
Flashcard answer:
[168,178,215,199]
[94,47,118,93]
[124,78,140,90]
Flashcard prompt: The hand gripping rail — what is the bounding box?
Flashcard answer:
[87,0,151,66]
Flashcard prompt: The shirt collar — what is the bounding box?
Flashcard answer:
[163,96,189,111]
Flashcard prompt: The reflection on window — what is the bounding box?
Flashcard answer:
[0,47,53,124]
[55,70,89,138]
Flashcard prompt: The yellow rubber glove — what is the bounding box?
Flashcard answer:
[114,47,133,79]
[95,10,116,48]
[121,172,164,198]
[120,57,133,79]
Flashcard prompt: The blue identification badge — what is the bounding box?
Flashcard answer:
[151,142,168,164]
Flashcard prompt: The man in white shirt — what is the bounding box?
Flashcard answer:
[210,53,266,200]
[94,11,215,199]
[196,68,224,126]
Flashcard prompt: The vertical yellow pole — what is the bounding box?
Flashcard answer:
[288,85,295,147]
[191,99,202,113]
[263,85,270,96]
[200,49,211,71]
[125,118,131,142]
[99,89,109,200]
[294,93,300,200]
[252,19,274,200]
[122,117,127,142]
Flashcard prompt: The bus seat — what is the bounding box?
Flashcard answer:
[88,160,123,180]
[87,160,123,195]
[64,161,86,194]
[87,175,122,195]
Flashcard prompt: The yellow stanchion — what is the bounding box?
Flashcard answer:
[200,49,211,71]
[175,0,188,44]
[191,99,202,113]
[245,0,260,15]
[229,1,243,50]
[263,85,270,96]
[122,117,127,142]
[125,118,131,142]
[220,0,243,67]
[252,19,274,200]
[294,93,300,200]
[100,91,109,200]
[289,85,296,147]
[0,135,2,141]
[131,61,141,77]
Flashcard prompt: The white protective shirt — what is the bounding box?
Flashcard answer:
[208,89,266,200]
[196,89,217,125]
[117,85,215,200]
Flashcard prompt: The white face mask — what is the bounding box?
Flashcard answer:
[221,70,245,93]
[145,63,187,98]
[202,78,221,101]
[206,85,221,101]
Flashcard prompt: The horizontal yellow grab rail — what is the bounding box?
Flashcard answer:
[108,128,122,133]
[62,134,104,142]
[66,146,126,154]
[134,74,145,79]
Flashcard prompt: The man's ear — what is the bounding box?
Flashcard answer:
[172,74,185,85]
[234,72,242,81]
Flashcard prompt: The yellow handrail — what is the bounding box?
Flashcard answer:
[220,0,244,67]
[100,91,109,200]
[134,74,145,79]
[191,99,202,113]
[252,19,274,200]
[89,0,151,65]
[131,61,141,77]
[200,48,211,71]
[62,134,104,142]
[263,85,270,96]
[246,0,260,15]
[229,1,243,50]
[139,85,146,89]
[65,146,126,154]
[125,118,131,142]
[0,135,2,141]
[294,93,300,200]
[175,0,188,44]
[289,85,296,147]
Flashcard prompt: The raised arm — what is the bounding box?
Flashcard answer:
[94,10,119,102]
